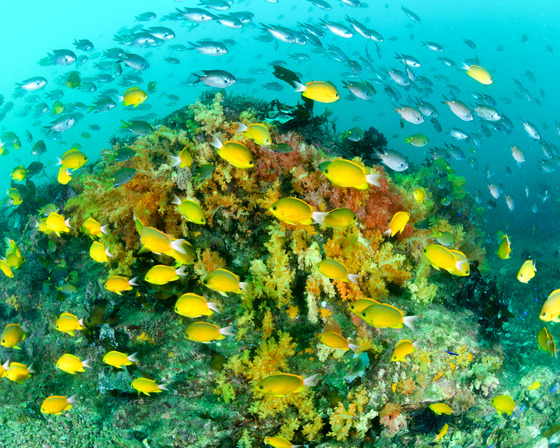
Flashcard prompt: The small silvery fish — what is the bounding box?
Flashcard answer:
[192,70,236,88]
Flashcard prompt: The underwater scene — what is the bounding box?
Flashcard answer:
[1,0,559,447]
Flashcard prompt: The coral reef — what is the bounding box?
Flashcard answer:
[0,92,543,448]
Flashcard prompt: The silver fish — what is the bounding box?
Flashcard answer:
[377,150,408,171]
[192,70,236,88]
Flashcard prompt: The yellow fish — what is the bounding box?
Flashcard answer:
[464,64,493,85]
[349,298,380,317]
[312,207,357,228]
[140,226,186,256]
[81,217,109,238]
[46,212,72,236]
[103,351,139,368]
[384,211,410,237]
[429,403,453,415]
[11,166,28,182]
[537,327,550,352]
[360,302,418,329]
[318,331,359,352]
[168,240,197,266]
[172,195,206,224]
[7,188,23,206]
[404,134,428,147]
[263,436,299,448]
[294,80,340,103]
[145,265,186,285]
[174,293,220,318]
[256,373,319,396]
[57,167,72,185]
[448,250,470,277]
[170,146,193,168]
[491,394,515,416]
[41,395,76,414]
[527,381,541,391]
[317,259,360,284]
[423,244,468,275]
[540,289,560,322]
[185,322,234,343]
[0,323,26,349]
[323,159,381,190]
[0,259,14,277]
[2,361,34,383]
[5,240,25,269]
[55,312,85,336]
[391,339,418,362]
[120,86,148,107]
[89,241,113,263]
[269,197,320,226]
[496,234,511,260]
[236,122,272,146]
[210,136,254,169]
[131,377,168,396]
[56,354,92,374]
[58,148,88,171]
[413,188,426,204]
[105,276,137,295]
[202,269,247,296]
[517,260,536,283]
[434,423,449,442]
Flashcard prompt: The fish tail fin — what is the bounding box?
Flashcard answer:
[303,373,320,387]
[220,325,235,337]
[403,315,420,330]
[171,194,182,206]
[404,136,411,143]
[456,259,468,271]
[64,218,73,229]
[383,228,392,237]
[169,155,182,167]
[119,120,131,129]
[38,57,52,67]
[100,224,110,235]
[207,302,221,314]
[311,212,327,226]
[170,238,186,254]
[158,383,168,391]
[56,158,62,166]
[67,394,77,404]
[175,265,187,277]
[365,173,381,186]
[294,81,306,93]
[461,62,470,71]
[27,363,35,374]
[82,358,93,369]
[129,277,138,286]
[2,359,10,370]
[239,281,249,292]
[128,352,140,363]
[347,274,361,285]
[105,247,114,258]
[209,135,222,149]
[348,343,361,353]
[236,122,247,133]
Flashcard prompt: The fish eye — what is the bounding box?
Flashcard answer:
[258,385,264,389]
[272,206,277,211]
[249,161,253,165]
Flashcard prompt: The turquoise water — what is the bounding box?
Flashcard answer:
[1,1,560,446]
